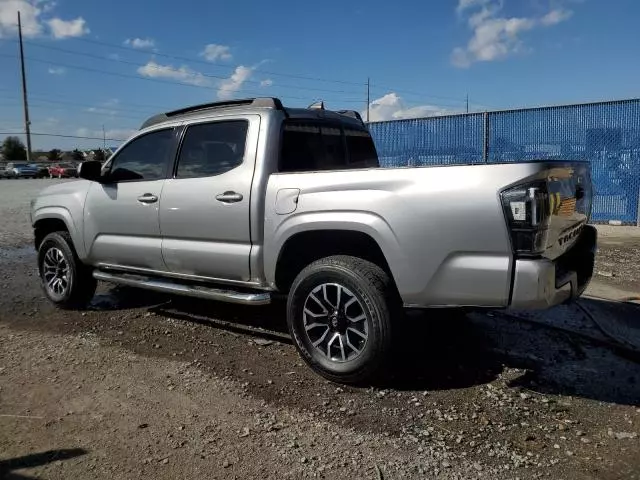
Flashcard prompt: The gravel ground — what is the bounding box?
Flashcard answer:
[1,180,639,479]
[593,226,640,294]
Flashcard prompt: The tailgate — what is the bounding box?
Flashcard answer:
[543,163,592,259]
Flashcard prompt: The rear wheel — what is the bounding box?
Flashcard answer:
[37,231,97,309]
[287,255,399,385]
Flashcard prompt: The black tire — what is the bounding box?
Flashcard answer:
[287,255,400,385]
[37,231,97,309]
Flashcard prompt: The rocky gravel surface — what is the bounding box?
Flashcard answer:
[1,180,639,479]
[594,226,640,294]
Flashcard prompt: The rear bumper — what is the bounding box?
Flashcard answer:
[509,224,597,309]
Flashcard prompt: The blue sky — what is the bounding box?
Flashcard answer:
[0,0,638,150]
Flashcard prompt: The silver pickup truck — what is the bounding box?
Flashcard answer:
[31,97,597,384]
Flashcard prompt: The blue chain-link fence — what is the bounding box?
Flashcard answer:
[368,99,640,225]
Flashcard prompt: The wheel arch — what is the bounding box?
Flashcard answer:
[33,208,85,258]
[273,228,398,294]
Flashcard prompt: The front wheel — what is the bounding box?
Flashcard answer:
[287,255,399,385]
[37,231,97,309]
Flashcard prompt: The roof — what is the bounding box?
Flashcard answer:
[139,97,365,130]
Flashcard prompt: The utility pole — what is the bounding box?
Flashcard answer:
[18,11,32,162]
[465,94,469,113]
[366,77,370,123]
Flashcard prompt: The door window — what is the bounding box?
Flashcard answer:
[176,121,249,179]
[107,128,175,182]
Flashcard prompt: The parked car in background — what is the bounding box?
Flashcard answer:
[32,164,50,178]
[4,162,39,178]
[48,163,78,178]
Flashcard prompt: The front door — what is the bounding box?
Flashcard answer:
[159,116,258,281]
[84,127,178,270]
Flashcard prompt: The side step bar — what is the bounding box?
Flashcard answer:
[93,270,271,305]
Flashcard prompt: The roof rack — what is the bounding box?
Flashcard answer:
[140,97,285,129]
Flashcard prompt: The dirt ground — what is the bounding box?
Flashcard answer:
[0,180,639,479]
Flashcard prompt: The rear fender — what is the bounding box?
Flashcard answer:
[264,210,405,288]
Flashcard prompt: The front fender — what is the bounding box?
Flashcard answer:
[32,207,86,259]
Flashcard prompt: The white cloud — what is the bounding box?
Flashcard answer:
[456,0,489,13]
[259,79,273,87]
[452,1,574,67]
[217,65,254,99]
[200,44,232,62]
[124,37,155,49]
[48,66,65,75]
[0,0,46,37]
[137,60,211,87]
[541,8,573,26]
[364,93,456,122]
[47,17,89,39]
[0,1,89,40]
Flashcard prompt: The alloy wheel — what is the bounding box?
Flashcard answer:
[302,283,369,363]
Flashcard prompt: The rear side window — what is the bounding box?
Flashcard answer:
[176,120,248,179]
[279,121,378,172]
[345,128,379,169]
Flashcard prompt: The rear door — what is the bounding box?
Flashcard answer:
[159,115,259,282]
[84,127,178,270]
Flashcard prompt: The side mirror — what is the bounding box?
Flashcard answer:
[78,161,103,182]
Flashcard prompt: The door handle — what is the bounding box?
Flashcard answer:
[137,193,158,204]
[215,191,243,203]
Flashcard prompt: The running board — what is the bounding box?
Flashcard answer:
[93,270,271,305]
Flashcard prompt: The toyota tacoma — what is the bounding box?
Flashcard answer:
[30,97,597,384]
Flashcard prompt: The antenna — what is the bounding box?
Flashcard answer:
[308,100,325,110]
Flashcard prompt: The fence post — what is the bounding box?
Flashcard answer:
[483,112,489,163]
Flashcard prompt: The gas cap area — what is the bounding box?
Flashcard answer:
[275,188,300,215]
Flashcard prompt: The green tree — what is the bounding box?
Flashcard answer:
[47,148,62,162]
[93,149,106,163]
[71,149,84,162]
[1,136,27,160]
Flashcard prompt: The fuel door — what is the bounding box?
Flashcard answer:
[275,188,300,215]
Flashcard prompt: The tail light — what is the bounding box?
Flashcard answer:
[501,181,551,257]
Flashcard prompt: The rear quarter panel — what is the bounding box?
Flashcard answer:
[263,163,552,307]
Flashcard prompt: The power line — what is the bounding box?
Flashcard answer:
[0,86,173,111]
[0,100,146,122]
[22,40,367,96]
[0,131,128,141]
[0,53,365,105]
[369,83,467,103]
[61,35,368,87]
[0,95,156,115]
